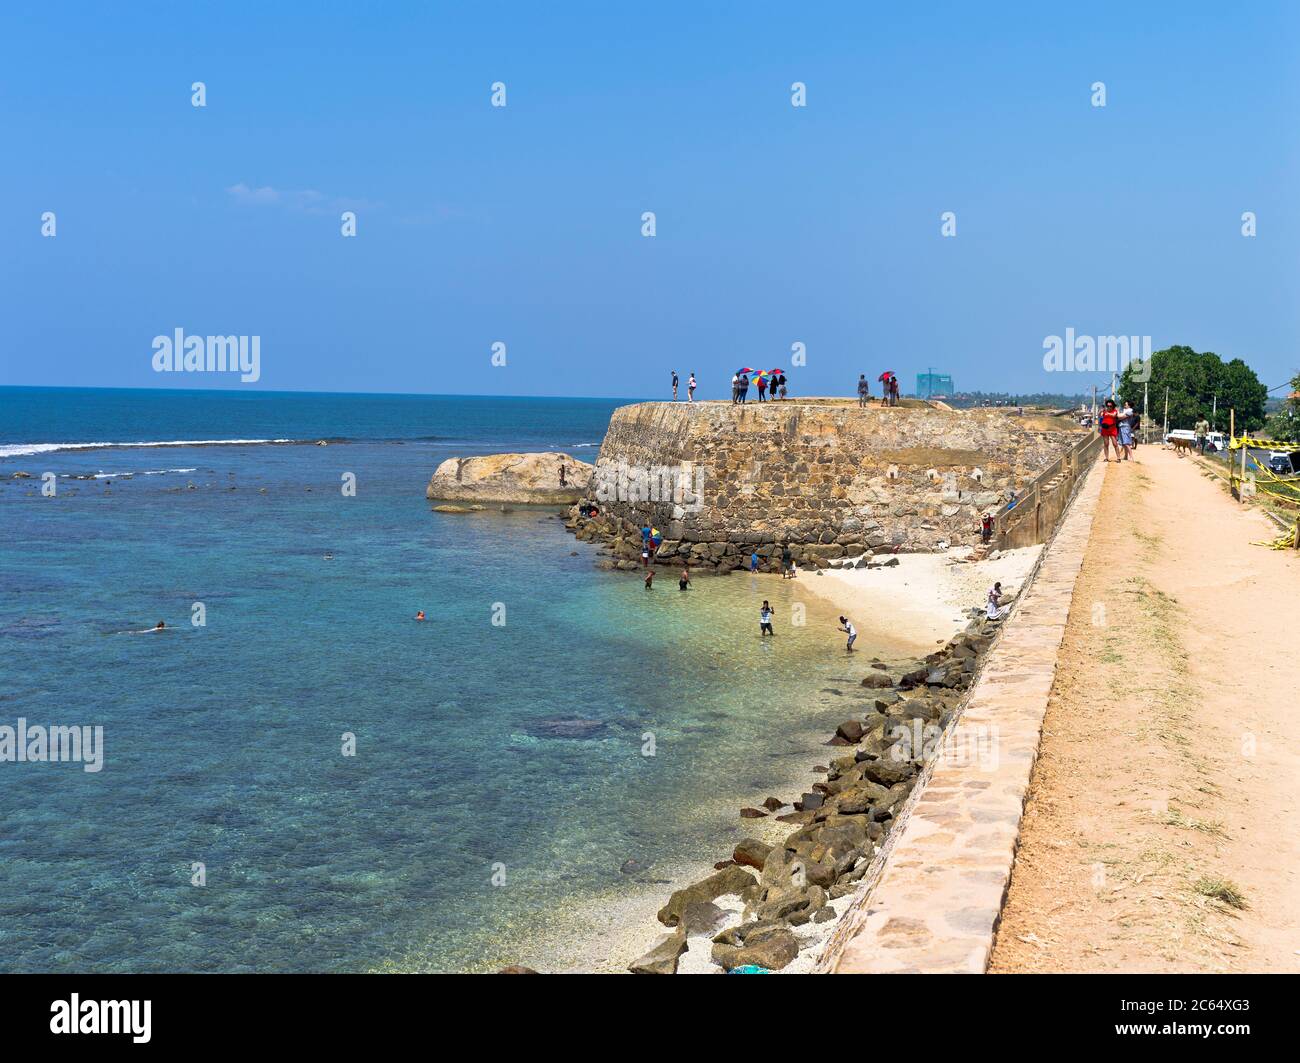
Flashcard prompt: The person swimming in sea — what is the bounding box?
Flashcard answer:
[644,569,654,589]
[415,610,426,621]
[679,565,691,591]
[759,600,774,636]
[123,620,167,634]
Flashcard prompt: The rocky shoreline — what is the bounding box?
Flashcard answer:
[542,498,1010,972]
[612,611,999,973]
[565,507,902,573]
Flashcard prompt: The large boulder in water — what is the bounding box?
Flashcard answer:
[525,716,606,739]
[426,452,593,504]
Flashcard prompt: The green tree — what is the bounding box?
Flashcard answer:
[1263,371,1300,442]
[1119,345,1268,432]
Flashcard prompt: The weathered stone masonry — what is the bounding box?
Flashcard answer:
[576,401,1084,569]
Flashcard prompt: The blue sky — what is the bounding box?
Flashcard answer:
[2,1,1296,399]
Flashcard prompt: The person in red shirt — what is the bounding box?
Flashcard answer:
[1098,398,1121,461]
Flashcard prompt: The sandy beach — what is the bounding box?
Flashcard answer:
[799,547,1045,652]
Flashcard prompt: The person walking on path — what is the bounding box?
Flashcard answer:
[687,373,696,402]
[671,371,679,401]
[777,373,787,400]
[857,374,870,407]
[838,616,857,651]
[889,375,900,406]
[731,372,740,405]
[1195,415,1210,454]
[756,374,767,402]
[739,373,750,404]
[980,512,994,544]
[759,600,775,637]
[1118,401,1135,461]
[1098,398,1120,461]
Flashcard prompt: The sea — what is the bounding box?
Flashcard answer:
[0,386,907,972]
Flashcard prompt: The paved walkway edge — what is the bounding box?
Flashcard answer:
[819,458,1106,973]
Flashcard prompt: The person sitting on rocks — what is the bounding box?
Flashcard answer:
[986,582,1006,621]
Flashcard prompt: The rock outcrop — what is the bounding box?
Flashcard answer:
[426,452,593,504]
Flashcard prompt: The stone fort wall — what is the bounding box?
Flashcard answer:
[578,400,1083,567]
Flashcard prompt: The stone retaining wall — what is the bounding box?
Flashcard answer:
[817,459,1105,973]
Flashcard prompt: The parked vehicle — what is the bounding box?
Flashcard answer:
[1266,449,1300,476]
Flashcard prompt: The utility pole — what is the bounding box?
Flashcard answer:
[1092,385,1098,424]
[1163,386,1169,442]
[1211,393,1217,431]
[1143,380,1150,444]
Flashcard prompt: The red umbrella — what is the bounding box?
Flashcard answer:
[878,371,895,382]
[768,368,785,375]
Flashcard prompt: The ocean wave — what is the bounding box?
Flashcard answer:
[0,439,297,459]
[59,468,199,480]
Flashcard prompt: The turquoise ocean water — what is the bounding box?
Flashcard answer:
[0,387,892,972]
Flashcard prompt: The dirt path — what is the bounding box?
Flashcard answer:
[990,447,1300,973]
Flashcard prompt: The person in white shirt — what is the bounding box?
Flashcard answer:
[759,601,774,636]
[838,616,857,651]
[986,582,1005,621]
[687,373,696,402]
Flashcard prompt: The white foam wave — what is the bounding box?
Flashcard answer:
[60,468,199,480]
[0,439,293,459]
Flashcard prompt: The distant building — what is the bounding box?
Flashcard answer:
[916,372,954,399]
